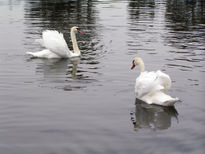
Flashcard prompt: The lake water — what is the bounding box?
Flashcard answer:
[0,0,205,154]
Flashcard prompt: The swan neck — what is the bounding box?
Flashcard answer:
[138,60,145,72]
[70,29,80,54]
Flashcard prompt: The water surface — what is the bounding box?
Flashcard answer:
[0,0,205,154]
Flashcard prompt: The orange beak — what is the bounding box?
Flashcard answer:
[77,29,83,34]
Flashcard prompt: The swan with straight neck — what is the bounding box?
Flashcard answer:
[26,26,83,58]
[71,26,81,55]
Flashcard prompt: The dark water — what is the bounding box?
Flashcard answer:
[0,0,205,154]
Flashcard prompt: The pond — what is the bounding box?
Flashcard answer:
[0,0,205,154]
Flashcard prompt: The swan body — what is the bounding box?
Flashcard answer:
[26,26,82,58]
[131,57,179,106]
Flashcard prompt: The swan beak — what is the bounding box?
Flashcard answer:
[77,29,83,34]
[131,63,135,70]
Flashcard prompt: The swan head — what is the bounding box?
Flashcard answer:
[71,26,83,34]
[131,57,145,72]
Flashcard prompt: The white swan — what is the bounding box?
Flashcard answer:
[26,26,82,58]
[131,57,179,106]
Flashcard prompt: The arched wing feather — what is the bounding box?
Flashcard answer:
[135,71,171,97]
[135,72,159,97]
[156,70,171,92]
[42,30,71,57]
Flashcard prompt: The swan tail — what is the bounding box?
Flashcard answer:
[26,50,61,58]
[141,92,179,106]
[162,97,179,106]
[26,51,37,57]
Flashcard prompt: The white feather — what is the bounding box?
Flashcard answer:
[26,26,81,58]
[42,30,71,57]
[132,57,179,106]
[26,49,61,58]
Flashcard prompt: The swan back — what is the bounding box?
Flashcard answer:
[135,71,161,97]
[42,30,72,57]
[135,71,178,106]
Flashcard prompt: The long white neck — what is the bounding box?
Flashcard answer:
[70,28,80,54]
[137,58,145,73]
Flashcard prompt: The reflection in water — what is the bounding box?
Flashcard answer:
[24,0,96,28]
[128,0,155,22]
[164,0,205,72]
[29,56,100,91]
[71,58,79,80]
[127,0,205,74]
[130,99,178,131]
[165,0,205,50]
[128,0,155,16]
[35,58,69,76]
[166,0,205,30]
[127,0,157,54]
[31,58,84,90]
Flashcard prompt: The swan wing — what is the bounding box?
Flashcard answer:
[156,70,171,92]
[135,70,178,106]
[42,30,72,57]
[135,71,160,98]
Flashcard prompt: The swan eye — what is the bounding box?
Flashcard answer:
[76,28,83,34]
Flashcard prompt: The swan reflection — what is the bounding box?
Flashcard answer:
[35,58,70,78]
[31,58,87,91]
[70,58,79,80]
[130,98,178,131]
